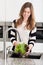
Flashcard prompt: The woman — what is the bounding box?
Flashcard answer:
[10,2,36,57]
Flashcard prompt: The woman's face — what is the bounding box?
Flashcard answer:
[22,7,31,21]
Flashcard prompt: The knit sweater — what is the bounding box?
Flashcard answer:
[10,20,37,46]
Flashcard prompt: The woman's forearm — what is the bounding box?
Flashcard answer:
[28,44,33,51]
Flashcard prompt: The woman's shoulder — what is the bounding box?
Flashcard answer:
[30,26,37,34]
[13,19,18,23]
[12,19,18,27]
[13,19,16,23]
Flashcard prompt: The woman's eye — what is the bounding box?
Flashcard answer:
[24,11,26,13]
[27,12,30,14]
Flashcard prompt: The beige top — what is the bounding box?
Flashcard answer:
[16,22,30,44]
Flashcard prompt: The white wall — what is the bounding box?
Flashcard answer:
[0,0,5,21]
[5,0,43,22]
[0,0,43,22]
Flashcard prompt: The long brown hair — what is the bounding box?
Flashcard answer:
[16,2,36,30]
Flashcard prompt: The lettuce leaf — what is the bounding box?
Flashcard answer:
[14,43,28,55]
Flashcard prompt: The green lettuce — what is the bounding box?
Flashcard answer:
[14,43,29,55]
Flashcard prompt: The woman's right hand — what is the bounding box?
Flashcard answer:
[13,41,18,46]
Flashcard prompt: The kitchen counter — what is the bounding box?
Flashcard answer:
[0,51,43,65]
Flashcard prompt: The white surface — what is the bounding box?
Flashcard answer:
[0,0,43,22]
[6,0,43,22]
[32,43,43,53]
[0,0,5,21]
[34,59,43,65]
[0,42,4,51]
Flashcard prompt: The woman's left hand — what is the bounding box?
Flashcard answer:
[24,49,31,57]
[25,44,33,56]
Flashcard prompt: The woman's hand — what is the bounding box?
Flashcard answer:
[24,49,31,57]
[24,44,33,57]
[13,41,18,46]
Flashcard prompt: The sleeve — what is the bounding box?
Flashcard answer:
[10,20,17,43]
[28,27,37,46]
